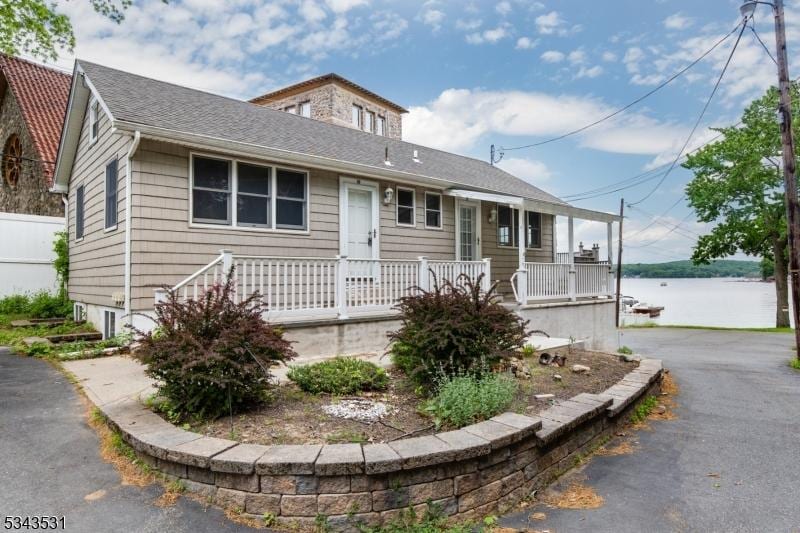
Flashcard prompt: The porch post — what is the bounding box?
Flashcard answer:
[568,216,576,301]
[336,255,349,319]
[417,256,430,292]
[517,206,527,303]
[220,248,234,274]
[607,221,615,297]
[154,288,168,306]
[482,258,492,293]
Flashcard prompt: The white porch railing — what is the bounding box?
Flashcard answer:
[512,262,614,303]
[157,251,492,321]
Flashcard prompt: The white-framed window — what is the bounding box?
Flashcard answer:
[190,154,308,232]
[105,158,118,230]
[103,310,116,340]
[497,204,518,247]
[424,192,442,229]
[526,211,542,248]
[396,187,415,226]
[73,303,86,323]
[376,115,385,136]
[284,105,297,114]
[75,184,85,240]
[364,110,375,133]
[299,101,311,118]
[351,104,362,128]
[89,98,100,144]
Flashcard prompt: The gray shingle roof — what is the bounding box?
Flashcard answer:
[79,60,567,206]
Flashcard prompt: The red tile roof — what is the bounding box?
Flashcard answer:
[0,55,71,183]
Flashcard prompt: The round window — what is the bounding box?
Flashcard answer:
[2,134,23,188]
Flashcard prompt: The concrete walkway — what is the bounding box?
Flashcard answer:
[0,348,255,532]
[499,328,800,532]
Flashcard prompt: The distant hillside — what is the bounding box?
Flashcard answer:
[622,260,762,279]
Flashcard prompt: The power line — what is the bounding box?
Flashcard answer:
[624,195,687,241]
[750,24,779,65]
[629,20,749,206]
[495,22,744,155]
[626,211,698,248]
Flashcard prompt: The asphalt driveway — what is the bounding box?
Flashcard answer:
[0,347,254,533]
[499,328,800,533]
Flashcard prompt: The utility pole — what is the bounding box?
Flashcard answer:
[772,0,800,358]
[615,198,624,328]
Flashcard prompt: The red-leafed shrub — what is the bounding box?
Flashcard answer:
[136,272,295,421]
[388,273,528,389]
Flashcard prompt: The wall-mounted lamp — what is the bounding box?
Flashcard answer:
[384,187,394,205]
[488,208,498,224]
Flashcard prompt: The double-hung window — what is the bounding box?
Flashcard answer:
[89,99,100,143]
[105,159,118,229]
[497,205,519,247]
[237,163,270,227]
[351,105,362,128]
[284,105,297,114]
[376,116,385,136]
[75,184,85,240]
[396,187,415,226]
[299,101,311,118]
[424,192,442,229]
[191,155,308,231]
[364,111,375,133]
[192,156,231,224]
[526,211,542,248]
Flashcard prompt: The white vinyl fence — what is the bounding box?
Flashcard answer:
[0,212,64,298]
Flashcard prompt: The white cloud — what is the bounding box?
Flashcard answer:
[466,24,510,45]
[540,50,565,63]
[663,12,694,31]
[324,0,368,13]
[601,51,617,62]
[456,18,482,31]
[498,158,553,183]
[299,0,327,23]
[535,11,564,34]
[515,37,539,50]
[496,1,512,16]
[568,49,587,65]
[420,8,446,30]
[576,65,604,78]
[404,87,693,156]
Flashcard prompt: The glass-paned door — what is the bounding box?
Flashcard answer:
[458,204,478,261]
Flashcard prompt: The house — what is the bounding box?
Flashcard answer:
[0,55,70,216]
[52,61,620,354]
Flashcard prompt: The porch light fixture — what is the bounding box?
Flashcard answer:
[739,0,774,18]
[384,187,394,205]
[489,208,497,224]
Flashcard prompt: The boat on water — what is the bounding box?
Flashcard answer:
[660,281,668,287]
[619,295,665,318]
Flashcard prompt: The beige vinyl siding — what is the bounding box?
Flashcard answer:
[379,186,455,260]
[130,140,341,310]
[67,100,130,307]
[480,202,554,295]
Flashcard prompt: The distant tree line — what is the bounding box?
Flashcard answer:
[621,260,763,279]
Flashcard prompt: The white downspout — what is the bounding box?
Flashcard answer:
[124,131,141,326]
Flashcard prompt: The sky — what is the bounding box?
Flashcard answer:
[43,0,800,263]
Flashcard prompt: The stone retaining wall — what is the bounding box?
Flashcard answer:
[98,358,664,530]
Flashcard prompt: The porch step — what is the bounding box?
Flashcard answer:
[12,318,69,328]
[45,332,102,344]
[525,335,584,352]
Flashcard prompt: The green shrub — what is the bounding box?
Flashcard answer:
[618,345,634,355]
[388,274,528,388]
[789,358,800,371]
[135,272,297,421]
[287,356,388,395]
[28,291,72,318]
[424,371,518,428]
[0,294,31,315]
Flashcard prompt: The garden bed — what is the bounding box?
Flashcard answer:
[176,349,635,446]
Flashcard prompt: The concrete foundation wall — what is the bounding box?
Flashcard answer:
[515,300,617,351]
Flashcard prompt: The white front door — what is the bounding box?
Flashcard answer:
[456,200,481,261]
[347,188,374,259]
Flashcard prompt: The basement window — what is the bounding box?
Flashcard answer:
[103,310,116,340]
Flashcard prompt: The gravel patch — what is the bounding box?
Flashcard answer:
[322,399,394,423]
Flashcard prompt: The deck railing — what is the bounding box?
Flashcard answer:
[512,262,614,304]
[158,251,491,320]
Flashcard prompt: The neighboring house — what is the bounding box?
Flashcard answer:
[52,61,620,352]
[0,55,70,216]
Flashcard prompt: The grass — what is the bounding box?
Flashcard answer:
[790,358,800,371]
[0,312,122,359]
[630,395,659,425]
[624,322,793,334]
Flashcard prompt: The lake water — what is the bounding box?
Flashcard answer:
[620,277,791,328]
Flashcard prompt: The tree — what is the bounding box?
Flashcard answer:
[684,84,798,327]
[0,0,136,61]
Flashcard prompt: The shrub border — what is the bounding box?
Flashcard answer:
[94,358,664,529]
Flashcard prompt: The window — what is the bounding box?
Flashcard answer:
[237,162,270,227]
[103,310,116,340]
[73,303,86,323]
[276,169,307,230]
[396,187,415,226]
[191,155,308,231]
[364,111,375,133]
[89,99,100,143]
[497,205,519,247]
[376,115,385,136]
[425,192,442,229]
[526,211,542,248]
[2,134,22,187]
[105,159,118,229]
[192,156,231,224]
[75,184,85,240]
[351,105,362,128]
[299,101,311,118]
[284,105,297,114]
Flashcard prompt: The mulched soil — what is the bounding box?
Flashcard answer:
[186,349,636,446]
